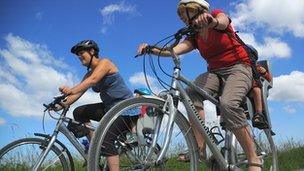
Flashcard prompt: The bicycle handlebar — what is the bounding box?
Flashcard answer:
[168,15,213,48]
[135,16,212,57]
[43,95,67,112]
[134,26,195,58]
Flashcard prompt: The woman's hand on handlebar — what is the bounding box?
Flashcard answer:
[137,43,151,57]
[51,104,63,111]
[59,86,72,96]
[43,95,67,112]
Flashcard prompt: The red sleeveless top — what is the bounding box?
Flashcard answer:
[187,9,251,71]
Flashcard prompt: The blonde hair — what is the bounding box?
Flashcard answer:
[177,2,208,17]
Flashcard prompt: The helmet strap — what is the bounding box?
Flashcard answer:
[186,8,192,25]
[185,7,204,26]
[87,53,94,72]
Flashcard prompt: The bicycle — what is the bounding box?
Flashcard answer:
[0,95,95,171]
[87,26,278,171]
[0,95,164,171]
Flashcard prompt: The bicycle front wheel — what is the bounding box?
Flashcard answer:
[88,97,200,171]
[0,137,71,171]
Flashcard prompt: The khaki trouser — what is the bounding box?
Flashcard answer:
[186,63,253,130]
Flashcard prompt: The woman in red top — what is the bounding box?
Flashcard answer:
[137,0,262,170]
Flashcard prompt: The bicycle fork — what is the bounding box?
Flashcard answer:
[31,132,58,171]
[144,94,177,166]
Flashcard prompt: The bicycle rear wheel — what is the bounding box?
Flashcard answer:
[88,97,200,171]
[0,137,71,171]
[230,127,278,171]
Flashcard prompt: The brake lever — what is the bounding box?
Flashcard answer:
[43,104,49,112]
[134,45,154,58]
[43,94,67,112]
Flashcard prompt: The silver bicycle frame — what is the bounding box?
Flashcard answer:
[31,107,94,171]
[152,48,242,170]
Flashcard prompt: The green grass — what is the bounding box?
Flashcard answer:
[1,143,303,170]
[276,146,304,170]
[70,146,304,171]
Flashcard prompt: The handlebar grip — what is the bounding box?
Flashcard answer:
[134,45,156,58]
[43,103,49,112]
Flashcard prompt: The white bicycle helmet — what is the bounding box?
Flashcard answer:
[178,0,210,10]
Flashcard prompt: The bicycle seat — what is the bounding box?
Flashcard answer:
[257,60,273,88]
[243,60,273,124]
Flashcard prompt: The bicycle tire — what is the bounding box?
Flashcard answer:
[88,97,200,171]
[0,137,72,171]
[229,127,278,171]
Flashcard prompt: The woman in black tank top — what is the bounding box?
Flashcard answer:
[57,40,135,171]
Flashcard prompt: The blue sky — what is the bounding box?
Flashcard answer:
[0,0,304,149]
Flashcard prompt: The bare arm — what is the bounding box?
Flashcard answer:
[193,12,230,30]
[211,13,230,30]
[70,59,112,94]
[138,38,195,57]
[62,74,89,106]
[59,59,113,105]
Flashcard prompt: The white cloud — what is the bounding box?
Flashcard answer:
[65,91,101,118]
[0,117,6,125]
[283,105,297,114]
[101,1,136,18]
[238,33,291,59]
[203,101,220,126]
[100,1,137,33]
[5,34,67,68]
[129,72,163,93]
[0,67,19,85]
[269,71,304,102]
[0,34,77,117]
[35,12,43,20]
[0,83,40,116]
[231,0,304,38]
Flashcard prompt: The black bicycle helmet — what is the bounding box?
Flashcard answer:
[71,40,99,54]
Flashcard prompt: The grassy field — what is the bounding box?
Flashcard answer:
[71,146,304,171]
[1,143,303,170]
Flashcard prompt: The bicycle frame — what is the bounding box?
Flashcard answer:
[149,48,241,170]
[32,106,95,171]
[145,40,278,170]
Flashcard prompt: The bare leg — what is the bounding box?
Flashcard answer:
[188,107,206,160]
[107,155,120,171]
[84,122,94,141]
[83,123,120,171]
[233,126,262,171]
[252,87,263,113]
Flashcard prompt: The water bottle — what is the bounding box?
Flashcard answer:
[82,139,90,153]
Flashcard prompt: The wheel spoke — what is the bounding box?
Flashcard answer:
[88,97,199,170]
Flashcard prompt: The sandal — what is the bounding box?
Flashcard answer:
[177,152,190,162]
[177,150,205,162]
[246,158,264,170]
[252,112,269,129]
